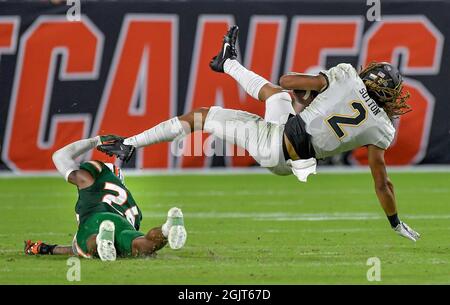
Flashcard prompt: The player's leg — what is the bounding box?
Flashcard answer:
[77,220,117,261]
[223,60,296,124]
[24,240,74,256]
[100,105,293,177]
[263,92,296,124]
[106,26,291,158]
[85,234,97,255]
[209,25,294,123]
[109,105,288,176]
[124,107,263,154]
[95,220,117,261]
[122,107,208,149]
[210,25,283,102]
[52,246,75,255]
[131,227,167,257]
[222,58,282,101]
[223,59,295,123]
[118,106,282,169]
[163,207,187,250]
[76,213,130,260]
[203,106,284,168]
[131,207,187,256]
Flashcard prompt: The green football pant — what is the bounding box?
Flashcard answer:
[76,212,144,257]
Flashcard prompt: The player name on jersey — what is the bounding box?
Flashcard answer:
[359,87,381,116]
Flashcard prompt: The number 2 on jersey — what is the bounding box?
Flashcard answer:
[102,182,139,227]
[326,101,367,139]
[103,182,127,205]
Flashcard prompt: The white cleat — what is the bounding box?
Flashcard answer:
[96,220,116,261]
[167,207,187,250]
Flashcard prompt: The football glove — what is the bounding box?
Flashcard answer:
[97,135,135,163]
[24,240,57,255]
[393,222,421,242]
[99,134,124,145]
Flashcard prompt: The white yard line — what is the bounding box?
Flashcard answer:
[141,211,450,221]
[1,165,450,179]
[1,186,448,199]
[0,232,69,237]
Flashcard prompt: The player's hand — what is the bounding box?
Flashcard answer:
[97,134,124,157]
[96,135,135,163]
[99,134,124,145]
[393,221,420,242]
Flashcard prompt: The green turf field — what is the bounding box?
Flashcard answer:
[0,171,449,284]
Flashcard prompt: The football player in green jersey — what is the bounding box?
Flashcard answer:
[24,135,187,261]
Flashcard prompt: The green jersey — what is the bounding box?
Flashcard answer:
[75,161,142,230]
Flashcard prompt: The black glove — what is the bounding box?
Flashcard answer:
[97,135,135,163]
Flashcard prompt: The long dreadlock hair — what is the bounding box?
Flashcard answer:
[359,62,411,118]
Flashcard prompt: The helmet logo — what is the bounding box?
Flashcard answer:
[369,73,377,80]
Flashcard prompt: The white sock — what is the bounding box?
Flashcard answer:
[161,207,183,238]
[161,221,170,238]
[123,117,186,148]
[223,59,269,100]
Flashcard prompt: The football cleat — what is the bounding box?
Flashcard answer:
[96,220,117,261]
[24,240,56,255]
[24,240,42,255]
[209,25,239,73]
[97,138,135,163]
[393,221,421,242]
[166,207,187,250]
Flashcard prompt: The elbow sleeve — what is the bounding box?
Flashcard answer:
[51,137,99,180]
[52,149,79,181]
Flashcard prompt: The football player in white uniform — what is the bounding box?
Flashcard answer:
[97,26,420,242]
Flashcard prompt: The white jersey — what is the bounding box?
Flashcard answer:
[299,63,396,159]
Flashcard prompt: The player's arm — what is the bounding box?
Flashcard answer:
[279,72,328,92]
[367,144,397,215]
[367,144,420,242]
[52,135,123,188]
[52,137,100,188]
